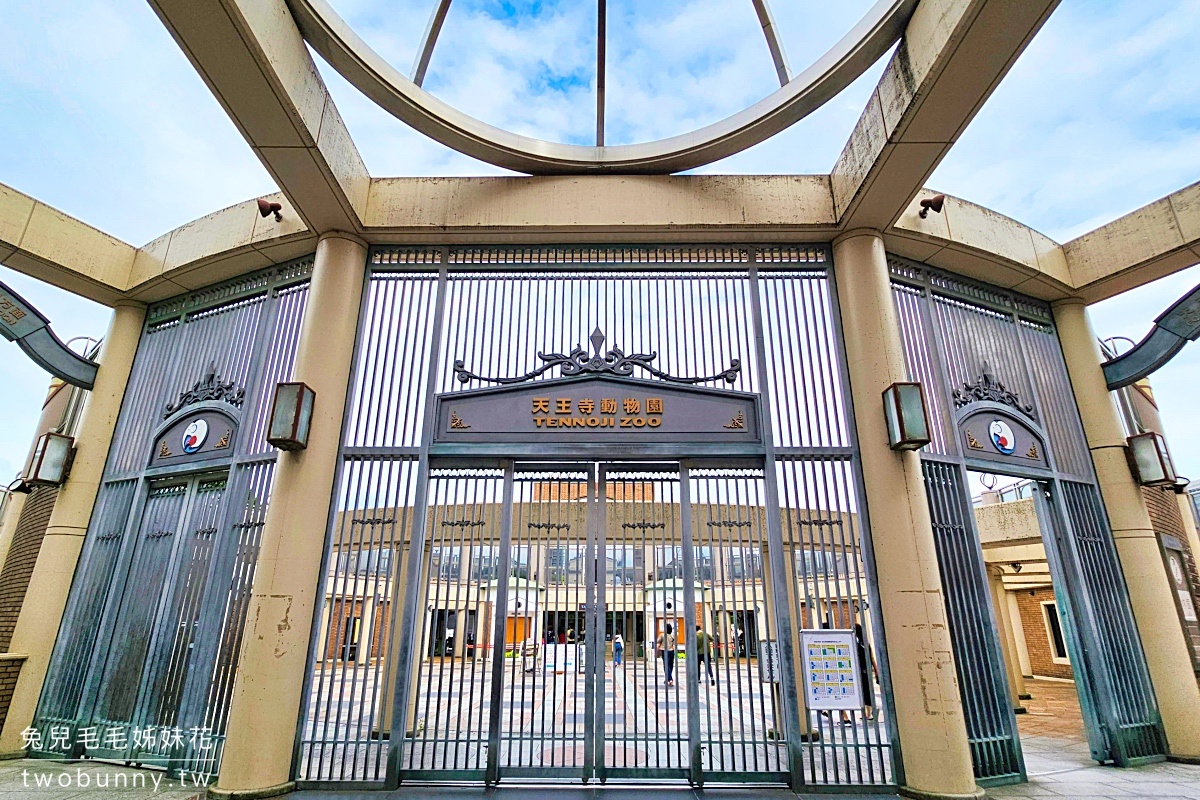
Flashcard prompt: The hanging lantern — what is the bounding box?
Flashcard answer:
[24,432,75,486]
[267,382,315,451]
[882,382,931,451]
[1127,431,1176,487]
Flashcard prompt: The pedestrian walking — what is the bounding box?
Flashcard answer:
[613,632,624,666]
[855,622,876,720]
[656,624,677,686]
[695,625,716,685]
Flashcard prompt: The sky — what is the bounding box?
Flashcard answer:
[0,0,1198,484]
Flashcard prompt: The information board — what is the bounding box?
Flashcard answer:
[758,640,780,684]
[800,629,862,711]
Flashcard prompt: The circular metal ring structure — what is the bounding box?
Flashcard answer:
[289,0,917,174]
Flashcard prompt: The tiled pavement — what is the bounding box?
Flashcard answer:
[988,677,1200,799]
[1015,678,1087,742]
[5,676,1197,798]
[2,755,1197,799]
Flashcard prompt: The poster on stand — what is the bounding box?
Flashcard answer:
[800,629,861,711]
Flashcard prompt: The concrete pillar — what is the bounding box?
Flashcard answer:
[1052,298,1200,759]
[987,567,1026,709]
[0,301,146,755]
[833,230,980,799]
[212,232,367,797]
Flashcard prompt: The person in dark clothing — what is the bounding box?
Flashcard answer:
[855,622,875,720]
[695,625,716,685]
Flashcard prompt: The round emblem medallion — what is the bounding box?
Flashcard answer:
[182,418,209,454]
[988,420,1016,455]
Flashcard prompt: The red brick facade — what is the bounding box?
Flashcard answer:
[0,486,58,732]
[0,486,57,652]
[1015,586,1074,681]
[323,596,393,662]
[1141,485,1200,677]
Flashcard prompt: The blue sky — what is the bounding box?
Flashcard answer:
[0,0,1198,483]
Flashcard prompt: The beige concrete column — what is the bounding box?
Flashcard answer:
[987,567,1026,709]
[213,232,367,798]
[0,301,146,755]
[1052,298,1200,758]
[833,230,980,799]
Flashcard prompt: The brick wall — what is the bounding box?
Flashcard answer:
[0,486,58,652]
[1014,586,1075,680]
[322,597,393,661]
[1141,485,1200,676]
[0,657,24,730]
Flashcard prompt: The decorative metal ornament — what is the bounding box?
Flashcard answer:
[951,364,1035,419]
[454,328,740,386]
[164,361,246,418]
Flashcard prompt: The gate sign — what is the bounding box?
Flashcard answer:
[433,375,762,445]
[151,410,237,467]
[957,405,1049,471]
[800,629,861,711]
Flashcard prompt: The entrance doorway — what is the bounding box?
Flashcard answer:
[396,461,789,785]
[969,472,1093,771]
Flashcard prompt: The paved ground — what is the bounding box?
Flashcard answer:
[1016,678,1087,743]
[300,657,891,783]
[6,676,1197,798]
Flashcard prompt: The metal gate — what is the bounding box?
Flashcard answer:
[80,474,227,766]
[891,256,1166,780]
[391,461,789,785]
[922,460,1023,783]
[297,245,898,791]
[34,260,309,776]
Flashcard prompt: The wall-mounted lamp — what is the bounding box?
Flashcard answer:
[1127,431,1176,487]
[267,382,315,451]
[918,194,945,219]
[257,198,283,222]
[24,432,74,487]
[1010,562,1023,574]
[882,382,931,451]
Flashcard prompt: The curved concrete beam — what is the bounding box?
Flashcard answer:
[126,193,315,302]
[287,0,916,174]
[889,188,1071,299]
